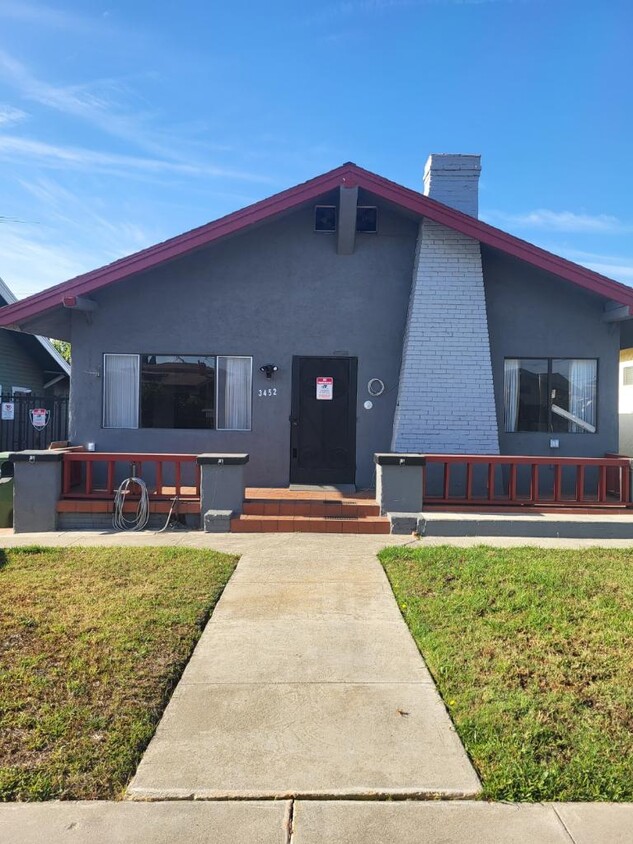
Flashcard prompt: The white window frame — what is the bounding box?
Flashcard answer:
[216,355,253,432]
[12,386,32,395]
[102,353,140,429]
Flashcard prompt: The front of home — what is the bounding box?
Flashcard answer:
[0,154,631,491]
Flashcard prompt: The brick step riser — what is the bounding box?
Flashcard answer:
[231,518,390,535]
[242,502,380,518]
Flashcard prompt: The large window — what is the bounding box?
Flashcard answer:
[504,358,597,434]
[141,355,215,429]
[103,354,252,430]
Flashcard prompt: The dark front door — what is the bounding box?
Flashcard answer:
[290,356,357,485]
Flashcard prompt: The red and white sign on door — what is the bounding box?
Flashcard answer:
[316,377,333,400]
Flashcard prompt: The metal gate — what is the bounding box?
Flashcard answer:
[0,394,69,452]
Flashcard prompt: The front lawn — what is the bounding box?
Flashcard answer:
[380,545,633,802]
[0,546,236,800]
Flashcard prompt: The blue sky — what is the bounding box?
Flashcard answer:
[0,0,631,298]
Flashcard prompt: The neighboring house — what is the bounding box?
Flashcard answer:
[0,154,632,488]
[618,348,633,455]
[0,276,70,398]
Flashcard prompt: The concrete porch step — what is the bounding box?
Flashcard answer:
[242,500,381,518]
[230,515,391,534]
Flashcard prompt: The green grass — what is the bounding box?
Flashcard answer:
[380,545,633,802]
[0,546,237,800]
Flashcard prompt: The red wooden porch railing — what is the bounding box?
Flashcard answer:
[61,452,200,499]
[423,454,632,508]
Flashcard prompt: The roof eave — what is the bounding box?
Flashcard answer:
[1,162,631,328]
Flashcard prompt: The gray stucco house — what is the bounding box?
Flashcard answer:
[1,154,632,489]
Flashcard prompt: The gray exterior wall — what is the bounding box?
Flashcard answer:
[0,330,46,395]
[65,203,620,489]
[483,246,620,457]
[69,201,418,488]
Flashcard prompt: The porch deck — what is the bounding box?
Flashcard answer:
[53,451,633,533]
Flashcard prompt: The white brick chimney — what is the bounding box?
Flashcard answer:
[391,153,499,455]
[423,153,481,217]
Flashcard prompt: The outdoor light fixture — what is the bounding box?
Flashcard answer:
[259,364,278,379]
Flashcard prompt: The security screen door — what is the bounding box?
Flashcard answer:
[290,356,357,485]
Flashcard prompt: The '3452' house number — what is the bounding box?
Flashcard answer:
[258,387,278,397]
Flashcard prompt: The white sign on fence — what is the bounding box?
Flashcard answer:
[1,402,15,421]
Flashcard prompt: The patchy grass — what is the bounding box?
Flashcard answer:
[380,545,633,802]
[0,546,236,801]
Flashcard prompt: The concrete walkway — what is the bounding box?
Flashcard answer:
[1,531,633,842]
[127,538,480,799]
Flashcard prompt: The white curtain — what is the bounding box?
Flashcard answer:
[569,359,596,433]
[504,359,520,432]
[218,356,251,430]
[103,354,139,428]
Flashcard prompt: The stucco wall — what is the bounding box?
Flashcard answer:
[69,202,418,488]
[483,246,620,458]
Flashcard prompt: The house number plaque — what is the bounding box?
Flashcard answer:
[258,388,278,397]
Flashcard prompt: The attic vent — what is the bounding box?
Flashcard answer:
[314,205,336,232]
[623,365,633,386]
[356,206,377,233]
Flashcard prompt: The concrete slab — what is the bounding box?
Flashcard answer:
[127,682,480,799]
[5,528,633,550]
[554,803,633,844]
[180,620,433,684]
[230,555,387,583]
[291,801,572,844]
[419,511,633,539]
[0,800,290,844]
[210,580,401,623]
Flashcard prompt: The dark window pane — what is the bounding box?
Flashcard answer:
[517,359,548,432]
[141,355,215,429]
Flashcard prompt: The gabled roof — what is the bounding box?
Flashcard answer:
[0,276,71,375]
[1,162,632,329]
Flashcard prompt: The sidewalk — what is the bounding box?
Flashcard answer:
[1,800,632,843]
[1,531,632,842]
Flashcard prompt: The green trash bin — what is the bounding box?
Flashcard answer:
[0,452,14,528]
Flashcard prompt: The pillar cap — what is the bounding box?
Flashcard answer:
[374,453,426,466]
[197,453,249,465]
[8,450,65,463]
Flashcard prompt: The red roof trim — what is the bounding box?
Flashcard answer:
[1,162,632,327]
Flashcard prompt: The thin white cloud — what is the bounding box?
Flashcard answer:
[0,135,272,183]
[557,248,633,285]
[0,225,98,298]
[0,50,241,173]
[0,49,162,151]
[0,0,94,32]
[0,104,27,126]
[482,208,633,235]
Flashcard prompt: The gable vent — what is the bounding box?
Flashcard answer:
[356,206,377,233]
[314,205,336,232]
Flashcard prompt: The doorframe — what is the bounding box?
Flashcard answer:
[289,355,358,485]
